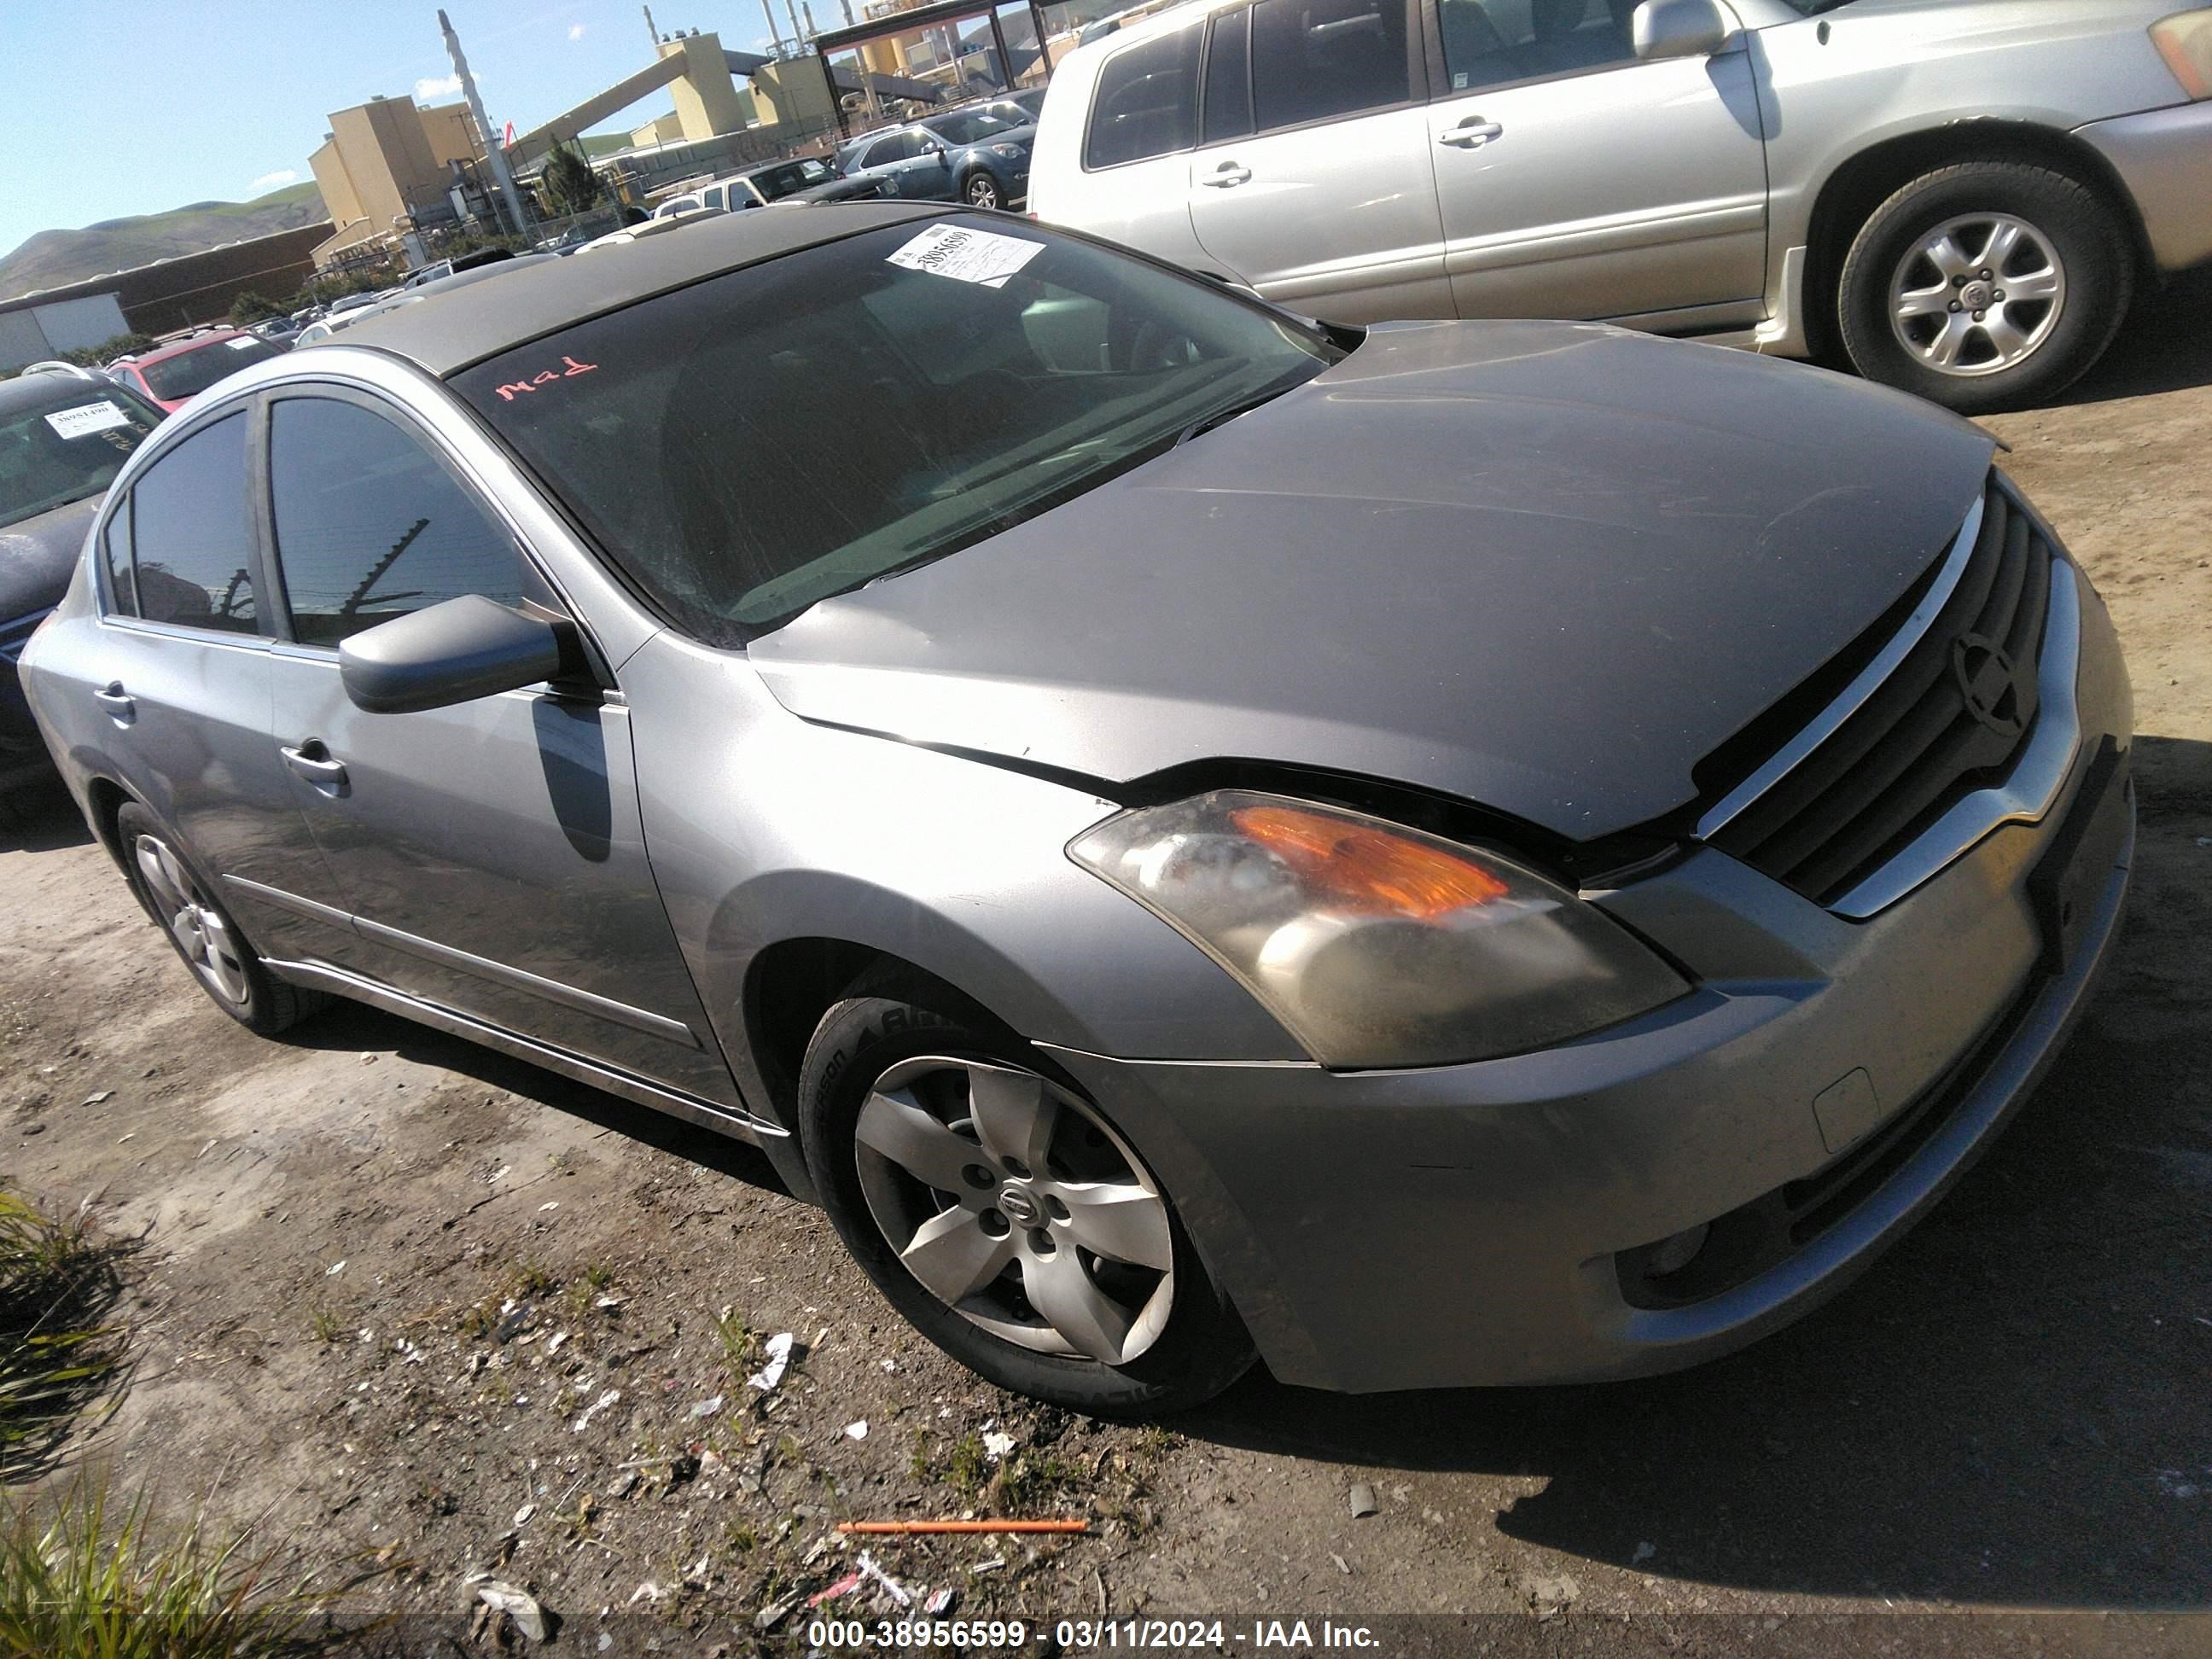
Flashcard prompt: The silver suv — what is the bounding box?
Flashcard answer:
[1028,0,2212,410]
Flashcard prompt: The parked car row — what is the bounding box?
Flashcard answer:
[836,102,1040,211]
[1026,0,2212,411]
[18,201,2138,1419]
[651,154,894,219]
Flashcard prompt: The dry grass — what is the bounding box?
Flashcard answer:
[0,1187,135,1483]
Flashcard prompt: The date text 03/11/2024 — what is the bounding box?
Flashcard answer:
[802,1618,1383,1650]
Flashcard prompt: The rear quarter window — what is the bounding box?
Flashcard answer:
[1084,25,1203,169]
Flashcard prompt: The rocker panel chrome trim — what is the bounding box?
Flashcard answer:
[259,956,782,1140]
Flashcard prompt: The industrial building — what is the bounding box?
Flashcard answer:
[308,96,495,268]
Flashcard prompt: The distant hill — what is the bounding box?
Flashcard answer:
[0,182,329,302]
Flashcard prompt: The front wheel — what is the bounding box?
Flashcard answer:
[797,990,1254,1417]
[1835,161,2133,415]
[961,172,1002,210]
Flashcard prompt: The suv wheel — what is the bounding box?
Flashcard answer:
[962,172,1002,210]
[1836,161,2132,415]
[114,802,322,1035]
[797,987,1254,1417]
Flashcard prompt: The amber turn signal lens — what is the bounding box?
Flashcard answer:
[1229,803,1509,919]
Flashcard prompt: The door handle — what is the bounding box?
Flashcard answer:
[93,682,135,724]
[1439,119,1504,149]
[281,742,348,789]
[1202,163,1253,188]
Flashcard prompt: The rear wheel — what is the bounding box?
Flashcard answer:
[1836,160,2132,414]
[961,171,1002,210]
[114,802,321,1035]
[797,988,1254,1417]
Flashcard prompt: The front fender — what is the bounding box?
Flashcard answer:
[620,633,1306,1133]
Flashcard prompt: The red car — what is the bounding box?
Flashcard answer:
[107,329,286,415]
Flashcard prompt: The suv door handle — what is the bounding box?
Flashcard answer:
[281,742,348,790]
[1202,163,1253,188]
[93,682,135,724]
[1439,119,1504,149]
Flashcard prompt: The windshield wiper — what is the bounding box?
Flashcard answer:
[1173,383,1298,449]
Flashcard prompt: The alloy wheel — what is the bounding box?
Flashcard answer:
[1888,212,2066,378]
[964,176,1000,209]
[133,833,251,1006]
[853,1055,1173,1364]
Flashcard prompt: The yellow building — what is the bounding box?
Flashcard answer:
[309,97,487,266]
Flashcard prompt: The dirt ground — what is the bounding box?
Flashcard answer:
[4,277,2211,1657]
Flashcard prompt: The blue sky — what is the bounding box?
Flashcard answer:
[0,1,805,259]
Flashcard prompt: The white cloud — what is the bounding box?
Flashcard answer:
[251,168,300,192]
[414,73,464,101]
[568,22,586,39]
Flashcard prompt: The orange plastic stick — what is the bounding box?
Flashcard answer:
[836,1519,1091,1535]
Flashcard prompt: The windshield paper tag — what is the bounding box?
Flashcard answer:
[886,224,1044,289]
[227,336,260,349]
[45,401,133,439]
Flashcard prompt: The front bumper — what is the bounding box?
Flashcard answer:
[2077,100,2212,272]
[1045,562,2133,1393]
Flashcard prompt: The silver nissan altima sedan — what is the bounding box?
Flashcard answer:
[20,204,2133,1415]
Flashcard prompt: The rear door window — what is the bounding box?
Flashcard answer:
[266,396,524,646]
[1084,26,1203,167]
[1202,9,1254,142]
[125,412,259,632]
[1249,0,1411,131]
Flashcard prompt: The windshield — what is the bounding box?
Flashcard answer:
[0,382,164,527]
[923,110,1019,144]
[457,217,1341,642]
[139,336,281,403]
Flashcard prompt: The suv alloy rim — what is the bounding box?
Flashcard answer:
[853,1054,1174,1364]
[1889,212,2067,378]
[133,833,251,1005]
[966,176,998,207]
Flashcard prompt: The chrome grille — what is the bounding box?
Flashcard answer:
[1703,474,2058,910]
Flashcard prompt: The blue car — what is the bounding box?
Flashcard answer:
[836,108,1033,211]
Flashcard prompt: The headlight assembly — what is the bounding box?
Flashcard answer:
[1069,790,1687,1068]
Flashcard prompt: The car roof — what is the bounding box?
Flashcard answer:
[335,201,946,378]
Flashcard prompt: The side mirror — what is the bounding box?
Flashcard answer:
[1633,0,1732,61]
[339,594,573,714]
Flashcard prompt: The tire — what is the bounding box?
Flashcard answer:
[114,802,323,1036]
[796,984,1254,1417]
[960,172,1001,210]
[1836,160,2133,415]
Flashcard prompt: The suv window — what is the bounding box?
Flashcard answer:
[1202,9,1254,142]
[1249,0,1410,131]
[862,131,924,167]
[268,398,523,647]
[1084,26,1202,168]
[125,412,259,633]
[1438,0,1636,93]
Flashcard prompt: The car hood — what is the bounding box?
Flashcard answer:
[0,494,98,623]
[749,320,1997,842]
